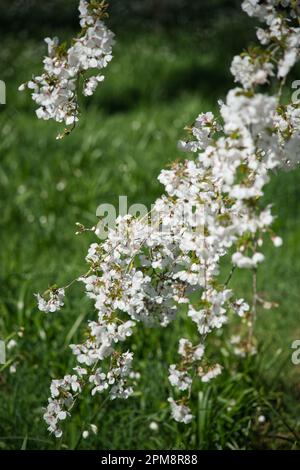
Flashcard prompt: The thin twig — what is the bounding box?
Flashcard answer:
[247,268,257,350]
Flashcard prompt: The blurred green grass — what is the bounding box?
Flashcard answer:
[0,18,300,450]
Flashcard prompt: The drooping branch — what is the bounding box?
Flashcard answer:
[28,0,300,436]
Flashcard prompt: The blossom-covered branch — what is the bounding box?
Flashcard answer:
[34,0,300,436]
[19,1,114,139]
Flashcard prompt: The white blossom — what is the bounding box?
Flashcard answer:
[19,1,114,132]
[36,288,65,313]
[232,252,265,269]
[230,55,274,89]
[7,339,17,350]
[272,236,283,247]
[149,421,159,431]
[168,398,193,424]
[168,365,192,391]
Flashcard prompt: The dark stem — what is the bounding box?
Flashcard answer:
[247,268,257,350]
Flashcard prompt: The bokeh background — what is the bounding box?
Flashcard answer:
[0,0,300,450]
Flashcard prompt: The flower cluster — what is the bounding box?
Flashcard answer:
[34,0,300,434]
[19,1,114,137]
[230,54,274,89]
[44,346,137,437]
[35,287,65,313]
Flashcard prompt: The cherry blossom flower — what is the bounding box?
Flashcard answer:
[168,398,193,424]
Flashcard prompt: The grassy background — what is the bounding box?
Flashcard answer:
[0,5,300,450]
